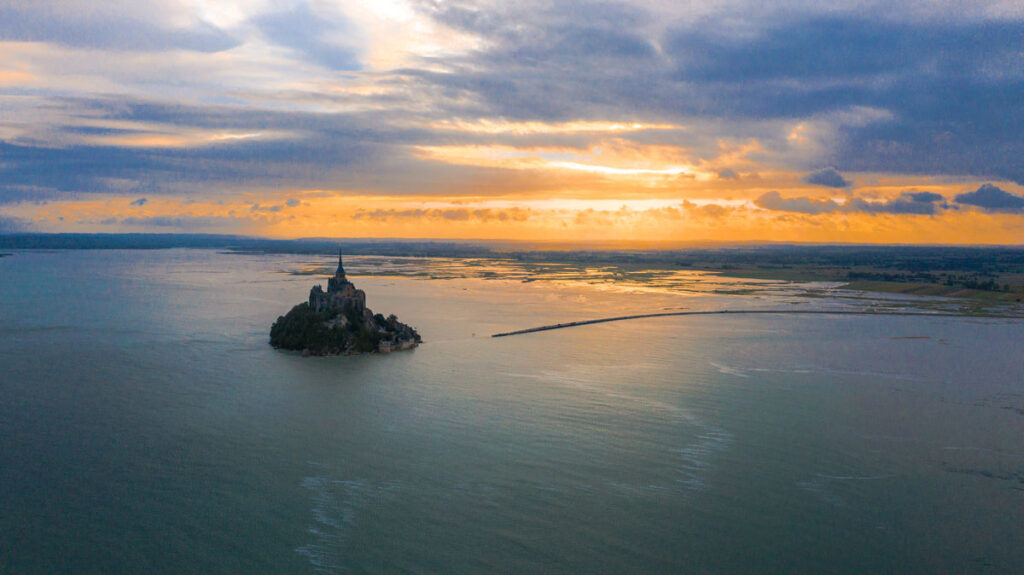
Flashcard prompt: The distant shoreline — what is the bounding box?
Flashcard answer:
[2,234,1022,303]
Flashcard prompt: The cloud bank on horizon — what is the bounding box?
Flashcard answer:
[1,0,1023,243]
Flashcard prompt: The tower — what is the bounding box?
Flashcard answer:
[334,246,346,280]
[327,245,352,294]
[310,244,367,314]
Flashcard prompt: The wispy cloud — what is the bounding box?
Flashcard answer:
[756,190,947,215]
[0,2,240,53]
[352,207,532,223]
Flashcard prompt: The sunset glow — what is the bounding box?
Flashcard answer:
[1,1,1022,244]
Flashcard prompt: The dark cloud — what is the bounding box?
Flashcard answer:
[954,184,1024,213]
[0,100,390,198]
[0,92,599,200]
[852,192,945,215]
[756,190,945,215]
[250,203,283,213]
[0,142,166,197]
[253,2,361,71]
[0,215,32,233]
[0,184,70,205]
[0,6,239,52]
[130,197,148,206]
[717,168,738,180]
[667,18,1021,84]
[802,168,851,188]
[755,191,841,214]
[507,23,656,64]
[4,4,1024,206]
[253,199,306,211]
[406,1,664,122]
[904,192,944,204]
[409,9,1024,183]
[665,17,1024,183]
[836,90,1024,184]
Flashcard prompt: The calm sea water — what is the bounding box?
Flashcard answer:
[1,249,1022,574]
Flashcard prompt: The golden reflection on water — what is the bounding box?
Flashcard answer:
[284,254,1024,320]
[289,255,794,298]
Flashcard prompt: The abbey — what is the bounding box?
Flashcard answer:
[309,249,366,315]
[271,247,420,355]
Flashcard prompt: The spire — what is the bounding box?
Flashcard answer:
[335,245,346,277]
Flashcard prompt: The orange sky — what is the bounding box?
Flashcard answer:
[9,169,1024,244]
[1,1,1023,244]
[5,131,1022,243]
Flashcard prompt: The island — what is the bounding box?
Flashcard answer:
[270,248,421,355]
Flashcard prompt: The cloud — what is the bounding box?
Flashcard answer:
[755,190,946,215]
[691,203,731,219]
[351,207,532,223]
[0,4,239,53]
[852,192,945,215]
[250,203,283,213]
[3,0,1024,236]
[0,214,32,233]
[250,198,317,212]
[415,10,1024,183]
[115,215,244,229]
[802,168,851,188]
[253,2,362,71]
[954,184,1024,213]
[0,101,390,198]
[130,197,148,206]
[903,191,943,203]
[755,191,840,214]
[0,184,70,205]
[681,18,1024,184]
[668,17,1014,84]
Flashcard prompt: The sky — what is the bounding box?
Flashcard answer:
[1,0,1023,244]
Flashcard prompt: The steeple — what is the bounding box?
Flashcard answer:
[335,245,346,278]
[326,245,352,294]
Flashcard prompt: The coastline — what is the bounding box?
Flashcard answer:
[680,266,1024,303]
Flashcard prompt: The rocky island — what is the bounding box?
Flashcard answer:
[270,249,420,355]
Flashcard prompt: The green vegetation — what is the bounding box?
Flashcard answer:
[269,304,349,354]
[656,246,1024,302]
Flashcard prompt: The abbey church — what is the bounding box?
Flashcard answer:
[271,246,419,355]
[308,249,366,315]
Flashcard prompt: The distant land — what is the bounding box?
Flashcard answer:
[2,233,1023,302]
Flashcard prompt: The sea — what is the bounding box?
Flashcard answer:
[1,249,1022,574]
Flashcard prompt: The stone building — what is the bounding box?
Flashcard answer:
[309,248,366,315]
